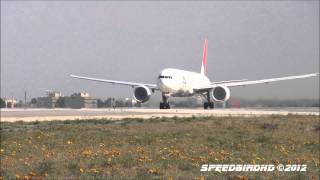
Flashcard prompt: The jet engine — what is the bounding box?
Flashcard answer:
[133,85,151,103]
[211,86,231,102]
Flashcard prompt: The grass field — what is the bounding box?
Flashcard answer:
[0,115,319,179]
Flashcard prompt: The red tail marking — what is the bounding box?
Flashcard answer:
[201,39,208,75]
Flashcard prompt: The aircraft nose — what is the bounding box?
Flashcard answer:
[159,77,165,86]
[158,76,168,91]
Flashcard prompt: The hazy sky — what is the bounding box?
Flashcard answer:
[1,1,319,101]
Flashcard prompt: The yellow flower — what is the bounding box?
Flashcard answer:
[194,176,205,180]
[82,149,93,156]
[29,172,36,176]
[90,168,99,173]
[148,168,159,175]
[67,140,72,145]
[23,175,30,180]
[80,168,84,173]
[104,149,121,157]
[234,175,248,180]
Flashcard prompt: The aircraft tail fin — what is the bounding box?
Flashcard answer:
[200,39,208,76]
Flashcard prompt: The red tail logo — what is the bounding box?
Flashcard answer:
[200,39,208,75]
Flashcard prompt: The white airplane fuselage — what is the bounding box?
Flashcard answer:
[157,68,210,97]
[70,38,319,109]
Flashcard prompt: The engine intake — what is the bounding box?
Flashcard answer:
[133,85,151,103]
[211,86,231,102]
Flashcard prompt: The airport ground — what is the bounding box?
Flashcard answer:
[1,107,319,122]
[0,114,319,179]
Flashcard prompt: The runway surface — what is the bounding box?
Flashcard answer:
[1,107,319,122]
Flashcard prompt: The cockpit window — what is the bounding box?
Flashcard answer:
[158,75,172,79]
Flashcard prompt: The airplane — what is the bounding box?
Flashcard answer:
[71,39,319,109]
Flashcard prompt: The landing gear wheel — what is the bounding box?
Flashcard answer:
[203,90,214,109]
[160,102,170,109]
[204,102,214,109]
[160,93,170,109]
[204,102,209,109]
[209,102,214,109]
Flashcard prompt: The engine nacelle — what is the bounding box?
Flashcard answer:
[133,85,151,103]
[211,86,231,102]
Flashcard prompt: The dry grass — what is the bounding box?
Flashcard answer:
[0,115,319,179]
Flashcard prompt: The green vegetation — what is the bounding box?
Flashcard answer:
[1,116,319,179]
[0,98,5,108]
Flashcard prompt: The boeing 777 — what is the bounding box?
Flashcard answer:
[71,39,319,109]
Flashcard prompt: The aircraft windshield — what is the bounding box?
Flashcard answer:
[158,75,172,79]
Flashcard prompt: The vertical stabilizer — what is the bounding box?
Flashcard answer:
[200,39,208,76]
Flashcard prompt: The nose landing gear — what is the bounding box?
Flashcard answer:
[160,93,170,109]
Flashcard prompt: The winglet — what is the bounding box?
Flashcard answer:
[200,39,208,75]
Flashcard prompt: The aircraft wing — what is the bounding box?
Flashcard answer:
[70,74,158,89]
[195,73,319,91]
[210,79,248,85]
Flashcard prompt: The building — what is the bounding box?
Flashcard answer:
[36,91,62,108]
[64,92,97,109]
[4,99,17,108]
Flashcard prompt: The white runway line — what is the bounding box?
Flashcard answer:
[1,108,319,122]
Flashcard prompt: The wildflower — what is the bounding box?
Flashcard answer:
[23,175,30,180]
[11,150,16,156]
[208,150,215,156]
[234,175,248,180]
[90,168,99,173]
[29,172,36,176]
[193,176,205,180]
[167,177,174,180]
[272,159,280,164]
[136,147,145,154]
[67,140,72,145]
[287,160,292,164]
[103,149,121,157]
[80,168,84,173]
[82,149,93,156]
[138,155,152,162]
[148,168,159,175]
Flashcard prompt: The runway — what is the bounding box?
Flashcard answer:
[1,107,319,122]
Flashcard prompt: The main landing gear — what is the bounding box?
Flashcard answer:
[204,91,214,109]
[160,93,170,109]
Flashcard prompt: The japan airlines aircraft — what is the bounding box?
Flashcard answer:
[71,39,319,109]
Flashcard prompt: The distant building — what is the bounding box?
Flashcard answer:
[48,91,62,98]
[64,92,97,109]
[36,91,62,108]
[5,99,17,108]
